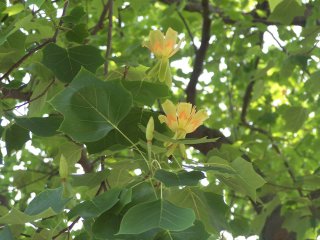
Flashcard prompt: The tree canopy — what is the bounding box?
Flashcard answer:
[0,0,320,239]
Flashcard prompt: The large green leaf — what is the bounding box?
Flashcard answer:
[14,116,63,137]
[71,169,110,188]
[51,69,133,142]
[268,0,305,25]
[68,188,122,219]
[0,208,56,225]
[217,157,266,200]
[0,226,14,240]
[42,43,104,83]
[167,188,229,234]
[5,124,30,155]
[281,106,308,132]
[25,187,70,215]
[118,199,195,234]
[154,169,205,187]
[122,81,169,106]
[154,221,210,240]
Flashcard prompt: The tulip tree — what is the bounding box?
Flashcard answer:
[0,0,320,239]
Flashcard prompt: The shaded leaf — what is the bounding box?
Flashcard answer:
[154,169,205,187]
[14,116,63,137]
[42,43,104,83]
[25,187,70,215]
[118,199,195,234]
[68,188,122,219]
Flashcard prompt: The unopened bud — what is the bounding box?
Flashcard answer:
[59,155,68,180]
[146,116,154,142]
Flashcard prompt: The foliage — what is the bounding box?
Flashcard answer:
[0,0,320,239]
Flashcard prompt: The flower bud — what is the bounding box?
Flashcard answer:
[146,116,154,142]
[59,155,68,180]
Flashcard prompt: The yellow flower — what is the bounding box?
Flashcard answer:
[158,100,208,157]
[143,28,182,59]
[158,100,209,137]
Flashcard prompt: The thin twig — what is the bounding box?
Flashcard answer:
[52,216,81,239]
[4,79,55,112]
[265,29,287,53]
[176,10,197,51]
[90,1,110,35]
[104,0,113,75]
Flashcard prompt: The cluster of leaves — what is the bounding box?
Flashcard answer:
[0,0,320,239]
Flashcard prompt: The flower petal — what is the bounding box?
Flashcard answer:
[164,28,178,56]
[149,30,165,58]
[177,102,192,129]
[186,109,208,133]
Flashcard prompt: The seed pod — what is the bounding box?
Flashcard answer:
[59,155,68,180]
[146,116,154,142]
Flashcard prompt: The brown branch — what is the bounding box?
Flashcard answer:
[185,0,211,104]
[187,125,231,154]
[0,40,52,82]
[90,1,110,35]
[1,88,32,101]
[78,148,93,173]
[0,1,69,82]
[4,79,55,112]
[52,216,81,239]
[104,0,113,75]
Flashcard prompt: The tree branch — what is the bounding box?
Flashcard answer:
[1,88,32,101]
[52,216,81,239]
[185,0,211,104]
[90,1,110,35]
[78,148,93,173]
[4,79,55,112]
[104,0,113,75]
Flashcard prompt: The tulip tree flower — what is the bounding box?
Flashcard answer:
[143,28,183,87]
[158,100,209,156]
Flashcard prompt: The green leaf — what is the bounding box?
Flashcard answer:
[51,69,133,142]
[14,116,63,137]
[281,106,308,132]
[71,169,110,188]
[118,199,195,234]
[66,24,89,43]
[305,71,320,94]
[25,187,70,215]
[42,43,104,83]
[0,208,56,225]
[167,188,229,234]
[92,212,121,239]
[122,81,169,106]
[252,80,264,101]
[62,6,86,24]
[139,125,218,145]
[268,0,283,11]
[68,188,122,219]
[217,157,266,200]
[5,124,30,155]
[3,4,24,16]
[0,226,14,240]
[154,169,205,187]
[197,156,236,174]
[26,0,45,7]
[268,0,305,25]
[154,221,210,240]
